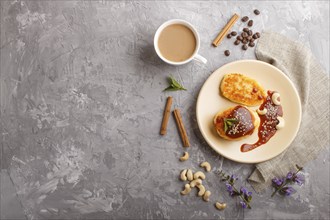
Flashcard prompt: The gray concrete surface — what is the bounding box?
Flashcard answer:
[0,1,329,219]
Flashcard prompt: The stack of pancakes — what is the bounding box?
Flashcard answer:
[214,73,266,140]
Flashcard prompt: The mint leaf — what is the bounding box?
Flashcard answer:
[224,118,238,132]
[163,76,187,92]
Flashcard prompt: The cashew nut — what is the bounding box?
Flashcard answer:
[215,202,227,210]
[276,116,285,130]
[190,179,202,188]
[200,162,211,172]
[179,152,189,161]
[180,169,188,181]
[203,190,211,202]
[180,184,191,195]
[186,169,193,181]
[257,107,267,115]
[272,92,281,105]
[196,184,206,197]
[193,171,206,180]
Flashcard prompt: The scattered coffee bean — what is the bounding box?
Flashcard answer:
[224,50,230,56]
[242,44,248,50]
[243,27,249,32]
[234,40,240,45]
[242,39,248,44]
[254,9,260,15]
[242,32,248,38]
[248,30,253,36]
[256,32,261,38]
[249,38,255,43]
[248,20,254,27]
[249,42,255,47]
[231,31,237,36]
[247,36,252,40]
[252,34,258,39]
[227,34,232,39]
[237,36,243,41]
[241,16,249,22]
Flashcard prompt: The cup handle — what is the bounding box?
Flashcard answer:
[194,54,207,64]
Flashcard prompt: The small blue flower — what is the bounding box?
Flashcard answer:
[230,174,238,181]
[293,174,304,186]
[240,186,247,195]
[240,201,247,209]
[286,172,293,180]
[246,191,252,197]
[280,186,296,196]
[272,177,284,186]
[225,183,235,196]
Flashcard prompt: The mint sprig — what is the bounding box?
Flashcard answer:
[163,76,187,92]
[224,118,238,132]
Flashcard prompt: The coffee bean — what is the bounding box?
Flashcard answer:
[253,34,258,39]
[224,50,230,56]
[249,42,255,47]
[248,20,254,27]
[227,34,232,39]
[256,32,261,38]
[231,31,238,36]
[247,36,252,40]
[242,44,248,50]
[249,38,255,43]
[243,27,249,32]
[234,40,240,45]
[242,39,248,44]
[254,9,260,15]
[248,30,253,36]
[241,32,248,38]
[241,16,249,22]
[237,36,243,41]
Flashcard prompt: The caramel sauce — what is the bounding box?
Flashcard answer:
[215,106,255,139]
[241,91,283,152]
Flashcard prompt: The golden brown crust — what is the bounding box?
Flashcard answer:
[220,73,266,106]
[213,106,260,141]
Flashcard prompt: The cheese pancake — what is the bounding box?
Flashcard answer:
[213,105,259,141]
[220,73,266,106]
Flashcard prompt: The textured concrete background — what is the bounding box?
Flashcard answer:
[0,1,329,219]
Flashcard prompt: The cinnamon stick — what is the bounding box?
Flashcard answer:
[173,109,190,147]
[212,13,239,47]
[160,96,173,135]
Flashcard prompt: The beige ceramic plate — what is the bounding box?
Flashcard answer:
[196,60,301,163]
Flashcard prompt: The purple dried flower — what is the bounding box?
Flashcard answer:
[272,177,284,186]
[280,186,296,196]
[286,172,293,180]
[226,183,235,196]
[240,186,247,195]
[231,174,238,181]
[293,174,304,186]
[271,165,304,198]
[220,170,252,209]
[240,201,247,209]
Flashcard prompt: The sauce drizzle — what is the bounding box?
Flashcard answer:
[241,91,283,152]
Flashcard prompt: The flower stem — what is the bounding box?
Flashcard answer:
[271,182,288,197]
[271,167,303,197]
[232,185,251,209]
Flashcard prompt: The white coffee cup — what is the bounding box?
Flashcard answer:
[154,19,207,65]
